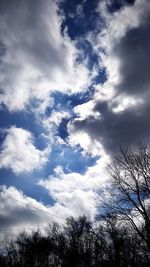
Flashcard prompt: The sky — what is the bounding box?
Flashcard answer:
[0,0,150,235]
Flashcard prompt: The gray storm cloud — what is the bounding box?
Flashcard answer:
[70,1,150,154]
[72,100,150,154]
[116,13,150,96]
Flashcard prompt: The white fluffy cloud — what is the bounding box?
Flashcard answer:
[0,0,93,112]
[0,126,48,174]
[68,99,104,156]
[39,155,110,219]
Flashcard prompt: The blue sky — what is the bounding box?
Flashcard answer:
[0,0,150,232]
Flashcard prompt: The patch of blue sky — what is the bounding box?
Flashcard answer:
[51,75,105,112]
[0,168,54,205]
[94,68,107,85]
[43,143,99,177]
[51,91,91,113]
[106,0,136,13]
[76,38,108,81]
[60,0,100,40]
[76,39,99,70]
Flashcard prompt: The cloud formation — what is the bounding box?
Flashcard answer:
[0,185,61,234]
[0,126,48,174]
[1,0,150,231]
[115,13,150,96]
[39,155,109,219]
[69,0,150,155]
[0,0,91,111]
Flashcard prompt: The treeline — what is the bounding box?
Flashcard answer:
[0,215,149,267]
[0,144,150,267]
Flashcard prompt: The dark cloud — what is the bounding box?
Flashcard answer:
[71,7,150,154]
[72,100,150,154]
[0,186,50,231]
[115,13,150,96]
[0,207,41,228]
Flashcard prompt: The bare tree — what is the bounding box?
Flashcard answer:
[63,216,93,267]
[99,144,150,252]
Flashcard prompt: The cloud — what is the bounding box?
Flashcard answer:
[0,185,64,235]
[1,0,150,230]
[69,100,150,155]
[39,155,110,219]
[42,110,70,133]
[0,126,48,174]
[0,0,92,112]
[115,14,150,96]
[0,184,96,234]
[35,109,71,148]
[76,4,83,16]
[0,156,109,232]
[68,0,150,155]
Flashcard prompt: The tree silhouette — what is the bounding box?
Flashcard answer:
[99,144,150,254]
